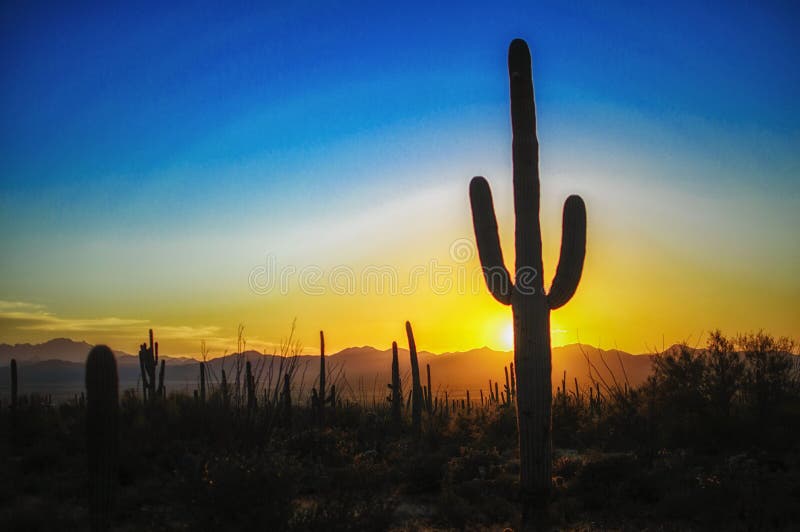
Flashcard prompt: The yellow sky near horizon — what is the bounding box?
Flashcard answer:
[1,163,797,359]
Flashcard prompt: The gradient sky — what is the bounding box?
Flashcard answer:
[1,1,798,357]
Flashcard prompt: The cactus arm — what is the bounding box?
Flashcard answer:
[469,177,513,305]
[547,195,586,310]
[509,39,544,288]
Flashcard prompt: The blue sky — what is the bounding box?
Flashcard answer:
[1,1,798,354]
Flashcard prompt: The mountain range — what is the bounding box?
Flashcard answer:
[0,338,654,400]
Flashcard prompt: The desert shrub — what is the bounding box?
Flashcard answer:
[738,331,796,421]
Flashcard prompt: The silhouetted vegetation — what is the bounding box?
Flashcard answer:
[1,329,798,530]
[469,39,587,525]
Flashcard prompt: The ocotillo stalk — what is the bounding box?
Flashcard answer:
[10,359,17,409]
[466,390,471,413]
[199,362,206,404]
[406,321,423,433]
[85,345,119,532]
[495,381,500,404]
[469,39,587,515]
[480,389,484,407]
[390,341,402,424]
[488,380,494,402]
[426,364,433,412]
[319,331,325,424]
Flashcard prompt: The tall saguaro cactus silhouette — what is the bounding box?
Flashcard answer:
[406,321,423,433]
[469,39,587,515]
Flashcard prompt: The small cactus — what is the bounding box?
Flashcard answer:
[138,329,158,402]
[388,341,402,425]
[85,345,119,532]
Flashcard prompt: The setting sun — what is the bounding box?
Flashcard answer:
[501,322,514,351]
[2,3,799,530]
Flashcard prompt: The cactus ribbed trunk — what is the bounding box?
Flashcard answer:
[406,321,423,434]
[86,346,119,532]
[513,295,552,509]
[469,39,587,523]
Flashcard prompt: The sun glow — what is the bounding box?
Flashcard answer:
[501,322,514,351]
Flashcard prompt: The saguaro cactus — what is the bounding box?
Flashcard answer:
[468,39,587,515]
[406,321,423,433]
[86,345,119,532]
[388,341,403,424]
[138,329,158,402]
